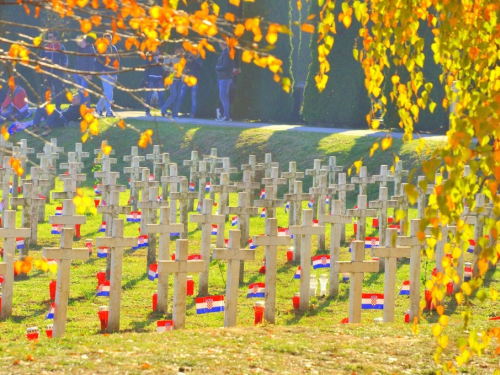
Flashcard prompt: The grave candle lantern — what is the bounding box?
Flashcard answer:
[287,247,294,262]
[46,324,53,338]
[75,224,81,238]
[26,327,39,341]
[404,310,410,323]
[319,274,328,296]
[49,280,56,301]
[152,293,158,311]
[186,276,194,296]
[254,301,265,325]
[292,293,300,310]
[94,198,100,208]
[98,306,109,331]
[96,269,106,288]
[309,274,318,297]
[424,289,432,310]
[446,281,453,296]
[85,239,93,256]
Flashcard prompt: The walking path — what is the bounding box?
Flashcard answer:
[119,111,448,142]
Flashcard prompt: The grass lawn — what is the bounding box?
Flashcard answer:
[0,120,498,374]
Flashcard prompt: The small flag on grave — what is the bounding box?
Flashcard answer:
[231,216,238,226]
[157,195,162,203]
[51,224,63,235]
[55,206,62,215]
[134,235,149,250]
[38,194,46,200]
[96,281,110,297]
[285,201,290,213]
[97,247,108,258]
[308,196,314,208]
[312,254,331,269]
[188,254,202,260]
[45,303,55,320]
[128,196,134,205]
[148,263,158,281]
[9,182,12,194]
[149,174,155,182]
[389,224,401,234]
[312,219,319,227]
[157,320,173,332]
[94,185,100,195]
[127,211,141,223]
[260,189,265,199]
[326,195,329,204]
[361,293,384,310]
[260,208,266,218]
[294,266,301,279]
[364,237,379,249]
[278,227,289,236]
[464,263,472,281]
[247,283,265,298]
[248,238,258,249]
[99,221,107,233]
[16,237,25,249]
[211,224,218,236]
[197,201,202,212]
[128,179,131,187]
[468,239,475,254]
[189,182,195,192]
[205,182,211,192]
[0,275,4,284]
[399,280,410,296]
[0,200,4,213]
[195,295,224,314]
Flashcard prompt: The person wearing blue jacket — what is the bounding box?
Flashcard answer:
[177,52,203,118]
[95,33,120,117]
[74,35,95,108]
[215,40,233,122]
[39,31,68,111]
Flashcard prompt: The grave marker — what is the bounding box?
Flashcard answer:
[369,186,398,249]
[182,150,199,211]
[284,180,312,261]
[162,164,183,223]
[235,169,260,206]
[322,156,343,186]
[310,174,338,249]
[347,195,377,241]
[170,178,197,239]
[372,165,395,188]
[146,145,161,179]
[258,153,279,179]
[305,159,328,220]
[254,185,284,219]
[124,156,144,211]
[281,161,305,228]
[23,166,50,222]
[11,183,44,248]
[351,166,376,196]
[330,173,355,242]
[210,173,237,221]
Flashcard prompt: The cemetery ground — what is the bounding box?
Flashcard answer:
[0,119,498,374]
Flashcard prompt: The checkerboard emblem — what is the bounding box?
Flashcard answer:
[133,212,137,219]
[253,285,259,294]
[207,298,213,310]
[371,295,378,306]
[371,238,376,247]
[321,256,327,265]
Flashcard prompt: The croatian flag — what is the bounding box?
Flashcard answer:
[361,293,384,310]
[294,266,301,279]
[247,282,265,298]
[285,201,290,213]
[51,224,63,235]
[308,196,314,208]
[278,227,289,236]
[9,182,12,194]
[205,182,211,192]
[326,195,330,204]
[96,281,110,297]
[45,303,55,320]
[231,216,238,226]
[16,237,25,249]
[365,237,379,248]
[464,263,472,281]
[149,174,155,182]
[127,211,141,222]
[148,263,158,281]
[197,201,202,212]
[399,280,410,296]
[128,196,134,205]
[312,254,331,269]
[260,189,265,199]
[211,224,218,236]
[248,238,258,250]
[55,206,63,216]
[157,320,173,332]
[261,208,266,218]
[97,247,108,258]
[157,195,162,203]
[99,221,106,233]
[134,234,149,249]
[189,182,195,192]
[94,185,100,195]
[468,239,475,254]
[195,295,225,314]
[188,254,202,260]
[224,238,229,248]
[312,219,319,227]
[128,179,131,188]
[47,259,58,268]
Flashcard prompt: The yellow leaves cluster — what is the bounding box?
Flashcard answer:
[8,43,30,65]
[138,129,153,148]
[34,258,58,274]
[74,188,97,216]
[9,157,24,177]
[79,105,99,143]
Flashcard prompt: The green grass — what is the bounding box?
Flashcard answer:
[0,120,498,374]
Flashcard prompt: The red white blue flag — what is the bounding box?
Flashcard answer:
[464,263,472,281]
[326,195,330,204]
[247,283,265,298]
[127,211,141,222]
[364,237,379,249]
[197,201,202,212]
[97,247,108,258]
[195,295,224,314]
[55,206,62,215]
[294,266,301,279]
[45,303,55,320]
[94,185,100,195]
[205,182,211,192]
[312,254,330,269]
[285,201,290,213]
[260,208,266,218]
[308,196,314,208]
[16,237,25,249]
[51,224,63,235]
[248,238,258,249]
[99,221,106,233]
[361,293,384,310]
[128,196,134,205]
[134,234,148,250]
[149,174,155,182]
[278,227,289,236]
[148,263,158,281]
[468,239,475,254]
[157,320,173,332]
[260,189,265,199]
[96,281,110,297]
[211,224,218,236]
[399,280,410,296]
[189,182,195,192]
[231,216,238,226]
[188,254,202,260]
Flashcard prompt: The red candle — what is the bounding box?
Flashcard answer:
[292,293,300,310]
[254,301,265,325]
[152,293,158,311]
[98,306,109,331]
[26,327,39,341]
[404,311,410,323]
[286,248,293,262]
[94,199,100,207]
[186,276,194,296]
[74,224,81,238]
[96,269,106,289]
[424,289,432,310]
[45,324,53,338]
[49,280,56,301]
[85,239,93,256]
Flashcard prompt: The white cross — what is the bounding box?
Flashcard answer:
[182,150,199,211]
[347,195,377,241]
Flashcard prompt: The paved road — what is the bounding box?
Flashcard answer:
[120,111,448,142]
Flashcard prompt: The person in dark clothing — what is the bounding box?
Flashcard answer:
[161,46,183,119]
[74,35,96,108]
[39,31,68,111]
[32,94,82,135]
[95,33,120,117]
[177,52,203,118]
[215,41,233,122]
[144,50,166,116]
[217,51,240,121]
[0,78,30,124]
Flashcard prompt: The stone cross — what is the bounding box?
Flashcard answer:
[170,178,197,239]
[235,169,260,206]
[96,219,137,332]
[147,207,184,313]
[254,185,284,219]
[372,228,412,322]
[322,156,343,185]
[43,228,88,337]
[162,164,183,223]
[58,161,86,187]
[372,165,395,188]
[262,166,286,200]
[311,174,338,249]
[425,224,457,274]
[417,175,434,219]
[146,145,161,179]
[282,161,305,228]
[203,148,223,188]
[96,172,126,209]
[211,173,237,221]
[347,195,377,241]
[51,178,76,201]
[320,200,352,296]
[258,153,279,179]
[213,230,255,327]
[369,186,398,248]
[289,209,325,311]
[0,136,13,164]
[73,143,89,168]
[182,150,199,211]
[94,141,116,164]
[391,183,410,236]
[10,145,22,208]
[97,190,131,237]
[0,160,13,211]
[252,218,290,323]
[11,182,44,248]
[334,241,379,323]
[214,157,238,177]
[390,161,408,198]
[155,153,171,201]
[49,200,86,238]
[36,146,57,203]
[192,160,210,215]
[284,180,312,261]
[330,173,355,242]
[124,156,144,211]
[241,155,264,181]
[351,166,376,196]
[227,192,258,282]
[157,239,205,329]
[305,159,328,220]
[137,186,164,269]
[22,166,50,222]
[397,219,424,323]
[190,198,225,295]
[0,210,30,319]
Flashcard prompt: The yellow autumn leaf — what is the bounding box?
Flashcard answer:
[438,335,449,349]
[66,91,73,102]
[432,324,443,337]
[46,104,55,116]
[33,36,42,47]
[381,137,393,150]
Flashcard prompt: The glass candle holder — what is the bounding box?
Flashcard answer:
[98,306,109,331]
[254,301,265,325]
